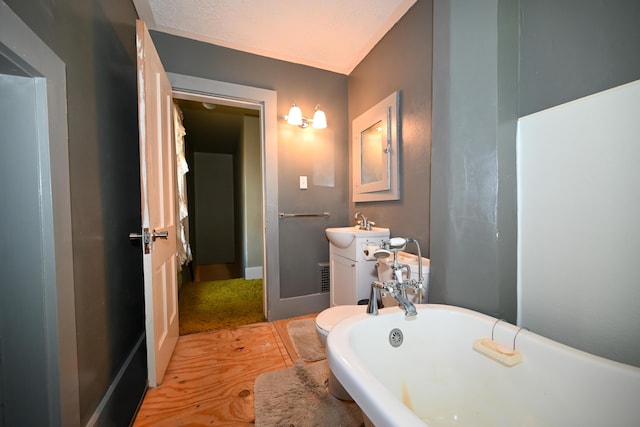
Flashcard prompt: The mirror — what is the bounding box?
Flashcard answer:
[352,91,400,202]
[361,120,385,186]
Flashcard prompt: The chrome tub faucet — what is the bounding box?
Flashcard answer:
[366,236,426,318]
[367,280,417,318]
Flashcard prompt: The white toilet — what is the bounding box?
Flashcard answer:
[315,304,364,400]
[315,305,365,347]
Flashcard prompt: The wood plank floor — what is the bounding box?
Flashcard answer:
[133,314,317,426]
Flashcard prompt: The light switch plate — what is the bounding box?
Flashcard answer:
[299,176,308,190]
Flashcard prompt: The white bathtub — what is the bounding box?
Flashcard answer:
[327,304,640,427]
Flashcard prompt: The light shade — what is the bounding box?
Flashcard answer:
[287,103,303,126]
[312,105,327,129]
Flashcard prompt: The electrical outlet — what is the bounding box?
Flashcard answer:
[299,176,308,190]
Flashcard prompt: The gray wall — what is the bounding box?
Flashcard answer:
[431,0,519,321]
[519,0,640,116]
[194,153,235,263]
[348,0,433,256]
[431,0,640,323]
[3,0,146,425]
[242,116,264,273]
[151,31,349,298]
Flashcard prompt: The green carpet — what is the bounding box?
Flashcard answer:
[179,278,265,335]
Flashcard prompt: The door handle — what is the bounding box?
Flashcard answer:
[129,228,169,253]
[129,229,169,241]
[152,230,168,241]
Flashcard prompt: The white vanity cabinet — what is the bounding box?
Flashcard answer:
[329,254,357,306]
[329,235,388,306]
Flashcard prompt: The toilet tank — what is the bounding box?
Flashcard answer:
[376,251,430,304]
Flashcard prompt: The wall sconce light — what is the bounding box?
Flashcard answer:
[283,102,327,129]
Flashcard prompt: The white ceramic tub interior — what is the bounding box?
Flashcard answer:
[327,304,640,427]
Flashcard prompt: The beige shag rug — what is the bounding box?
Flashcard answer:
[286,317,326,362]
[254,360,364,427]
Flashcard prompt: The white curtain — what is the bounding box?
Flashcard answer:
[173,102,192,268]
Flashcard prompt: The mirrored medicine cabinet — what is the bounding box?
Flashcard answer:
[352,91,400,202]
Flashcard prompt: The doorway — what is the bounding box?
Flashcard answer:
[168,73,329,321]
[174,98,261,283]
[173,94,265,332]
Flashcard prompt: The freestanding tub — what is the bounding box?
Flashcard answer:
[327,304,640,426]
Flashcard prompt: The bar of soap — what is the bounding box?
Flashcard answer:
[473,338,523,367]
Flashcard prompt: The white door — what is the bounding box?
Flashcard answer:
[135,19,179,387]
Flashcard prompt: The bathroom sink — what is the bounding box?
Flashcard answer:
[325,226,390,248]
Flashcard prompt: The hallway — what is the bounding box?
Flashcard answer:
[193,262,242,282]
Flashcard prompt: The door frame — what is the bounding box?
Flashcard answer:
[169,73,331,320]
[0,3,79,424]
[169,73,280,320]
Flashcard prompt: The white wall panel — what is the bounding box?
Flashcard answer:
[517,80,640,367]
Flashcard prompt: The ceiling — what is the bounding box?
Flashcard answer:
[133,0,417,75]
[139,1,417,153]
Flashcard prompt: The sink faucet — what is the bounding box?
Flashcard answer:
[367,280,417,318]
[354,211,375,230]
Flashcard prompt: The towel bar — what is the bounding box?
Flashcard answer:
[278,212,330,218]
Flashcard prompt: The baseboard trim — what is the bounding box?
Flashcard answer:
[245,266,263,280]
[86,333,147,426]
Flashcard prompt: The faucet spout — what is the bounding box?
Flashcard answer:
[367,280,417,318]
[354,211,373,230]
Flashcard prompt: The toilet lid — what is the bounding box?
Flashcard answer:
[316,305,364,332]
